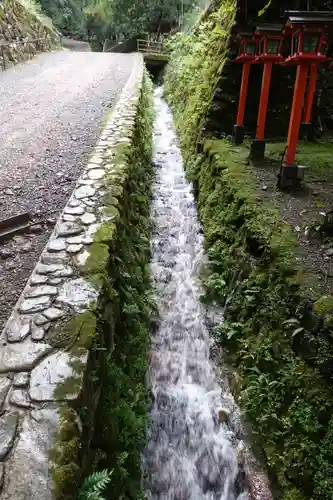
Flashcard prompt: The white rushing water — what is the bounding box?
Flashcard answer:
[143,88,248,500]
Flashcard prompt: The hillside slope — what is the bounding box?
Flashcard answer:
[0,0,58,69]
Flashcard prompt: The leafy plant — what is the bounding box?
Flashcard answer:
[78,470,112,500]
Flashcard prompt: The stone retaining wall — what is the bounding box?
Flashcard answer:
[0,0,58,70]
[0,53,144,499]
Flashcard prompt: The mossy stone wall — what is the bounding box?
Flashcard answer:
[164,0,333,497]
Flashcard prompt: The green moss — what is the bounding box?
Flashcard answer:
[94,222,117,243]
[48,311,97,350]
[164,0,236,160]
[52,71,154,500]
[266,140,333,182]
[184,140,333,498]
[51,408,81,500]
[83,243,109,275]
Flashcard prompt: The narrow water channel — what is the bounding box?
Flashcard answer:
[143,88,248,500]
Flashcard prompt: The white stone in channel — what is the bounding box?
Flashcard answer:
[74,185,96,199]
[56,278,98,313]
[29,350,88,401]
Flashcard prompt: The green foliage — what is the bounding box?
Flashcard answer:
[38,0,88,36]
[189,140,333,499]
[78,470,112,500]
[38,0,203,46]
[85,73,154,499]
[164,0,236,159]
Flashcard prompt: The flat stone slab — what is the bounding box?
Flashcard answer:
[74,185,96,199]
[5,317,31,343]
[25,286,58,298]
[10,389,31,408]
[81,213,96,225]
[64,206,85,216]
[56,278,98,313]
[19,296,52,314]
[47,239,66,252]
[30,275,48,286]
[0,377,11,412]
[13,373,29,388]
[30,350,87,401]
[0,342,52,373]
[56,222,83,238]
[87,168,104,180]
[0,412,19,460]
[1,410,59,500]
[43,308,65,321]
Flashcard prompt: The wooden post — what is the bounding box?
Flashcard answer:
[256,62,273,140]
[233,62,251,144]
[236,62,251,126]
[304,63,318,124]
[250,61,273,160]
[285,63,309,166]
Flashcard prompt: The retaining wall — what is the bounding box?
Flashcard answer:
[0,53,145,499]
[0,0,59,70]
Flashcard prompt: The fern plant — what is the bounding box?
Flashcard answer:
[78,470,112,500]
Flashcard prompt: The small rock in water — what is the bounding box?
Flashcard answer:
[218,408,230,424]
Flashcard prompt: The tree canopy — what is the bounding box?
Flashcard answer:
[38,0,200,46]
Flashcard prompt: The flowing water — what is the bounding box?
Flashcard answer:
[143,88,248,500]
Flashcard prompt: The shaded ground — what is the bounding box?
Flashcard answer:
[248,139,333,295]
[0,50,135,330]
[61,37,91,51]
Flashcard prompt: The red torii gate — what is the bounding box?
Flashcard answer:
[279,11,333,188]
[232,10,333,189]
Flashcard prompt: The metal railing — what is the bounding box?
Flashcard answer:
[0,37,57,71]
[137,39,169,58]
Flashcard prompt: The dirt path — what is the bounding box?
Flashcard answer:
[0,50,135,330]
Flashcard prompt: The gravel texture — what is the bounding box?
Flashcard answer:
[0,50,135,330]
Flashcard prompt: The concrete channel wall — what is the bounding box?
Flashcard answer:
[0,53,144,499]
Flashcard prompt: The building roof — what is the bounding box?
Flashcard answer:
[285,10,333,24]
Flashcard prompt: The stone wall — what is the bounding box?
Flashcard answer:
[0,53,145,499]
[0,0,59,69]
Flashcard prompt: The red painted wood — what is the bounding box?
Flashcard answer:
[304,63,318,124]
[256,62,273,141]
[285,63,309,166]
[236,62,251,126]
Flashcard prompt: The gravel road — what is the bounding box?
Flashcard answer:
[0,50,135,331]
